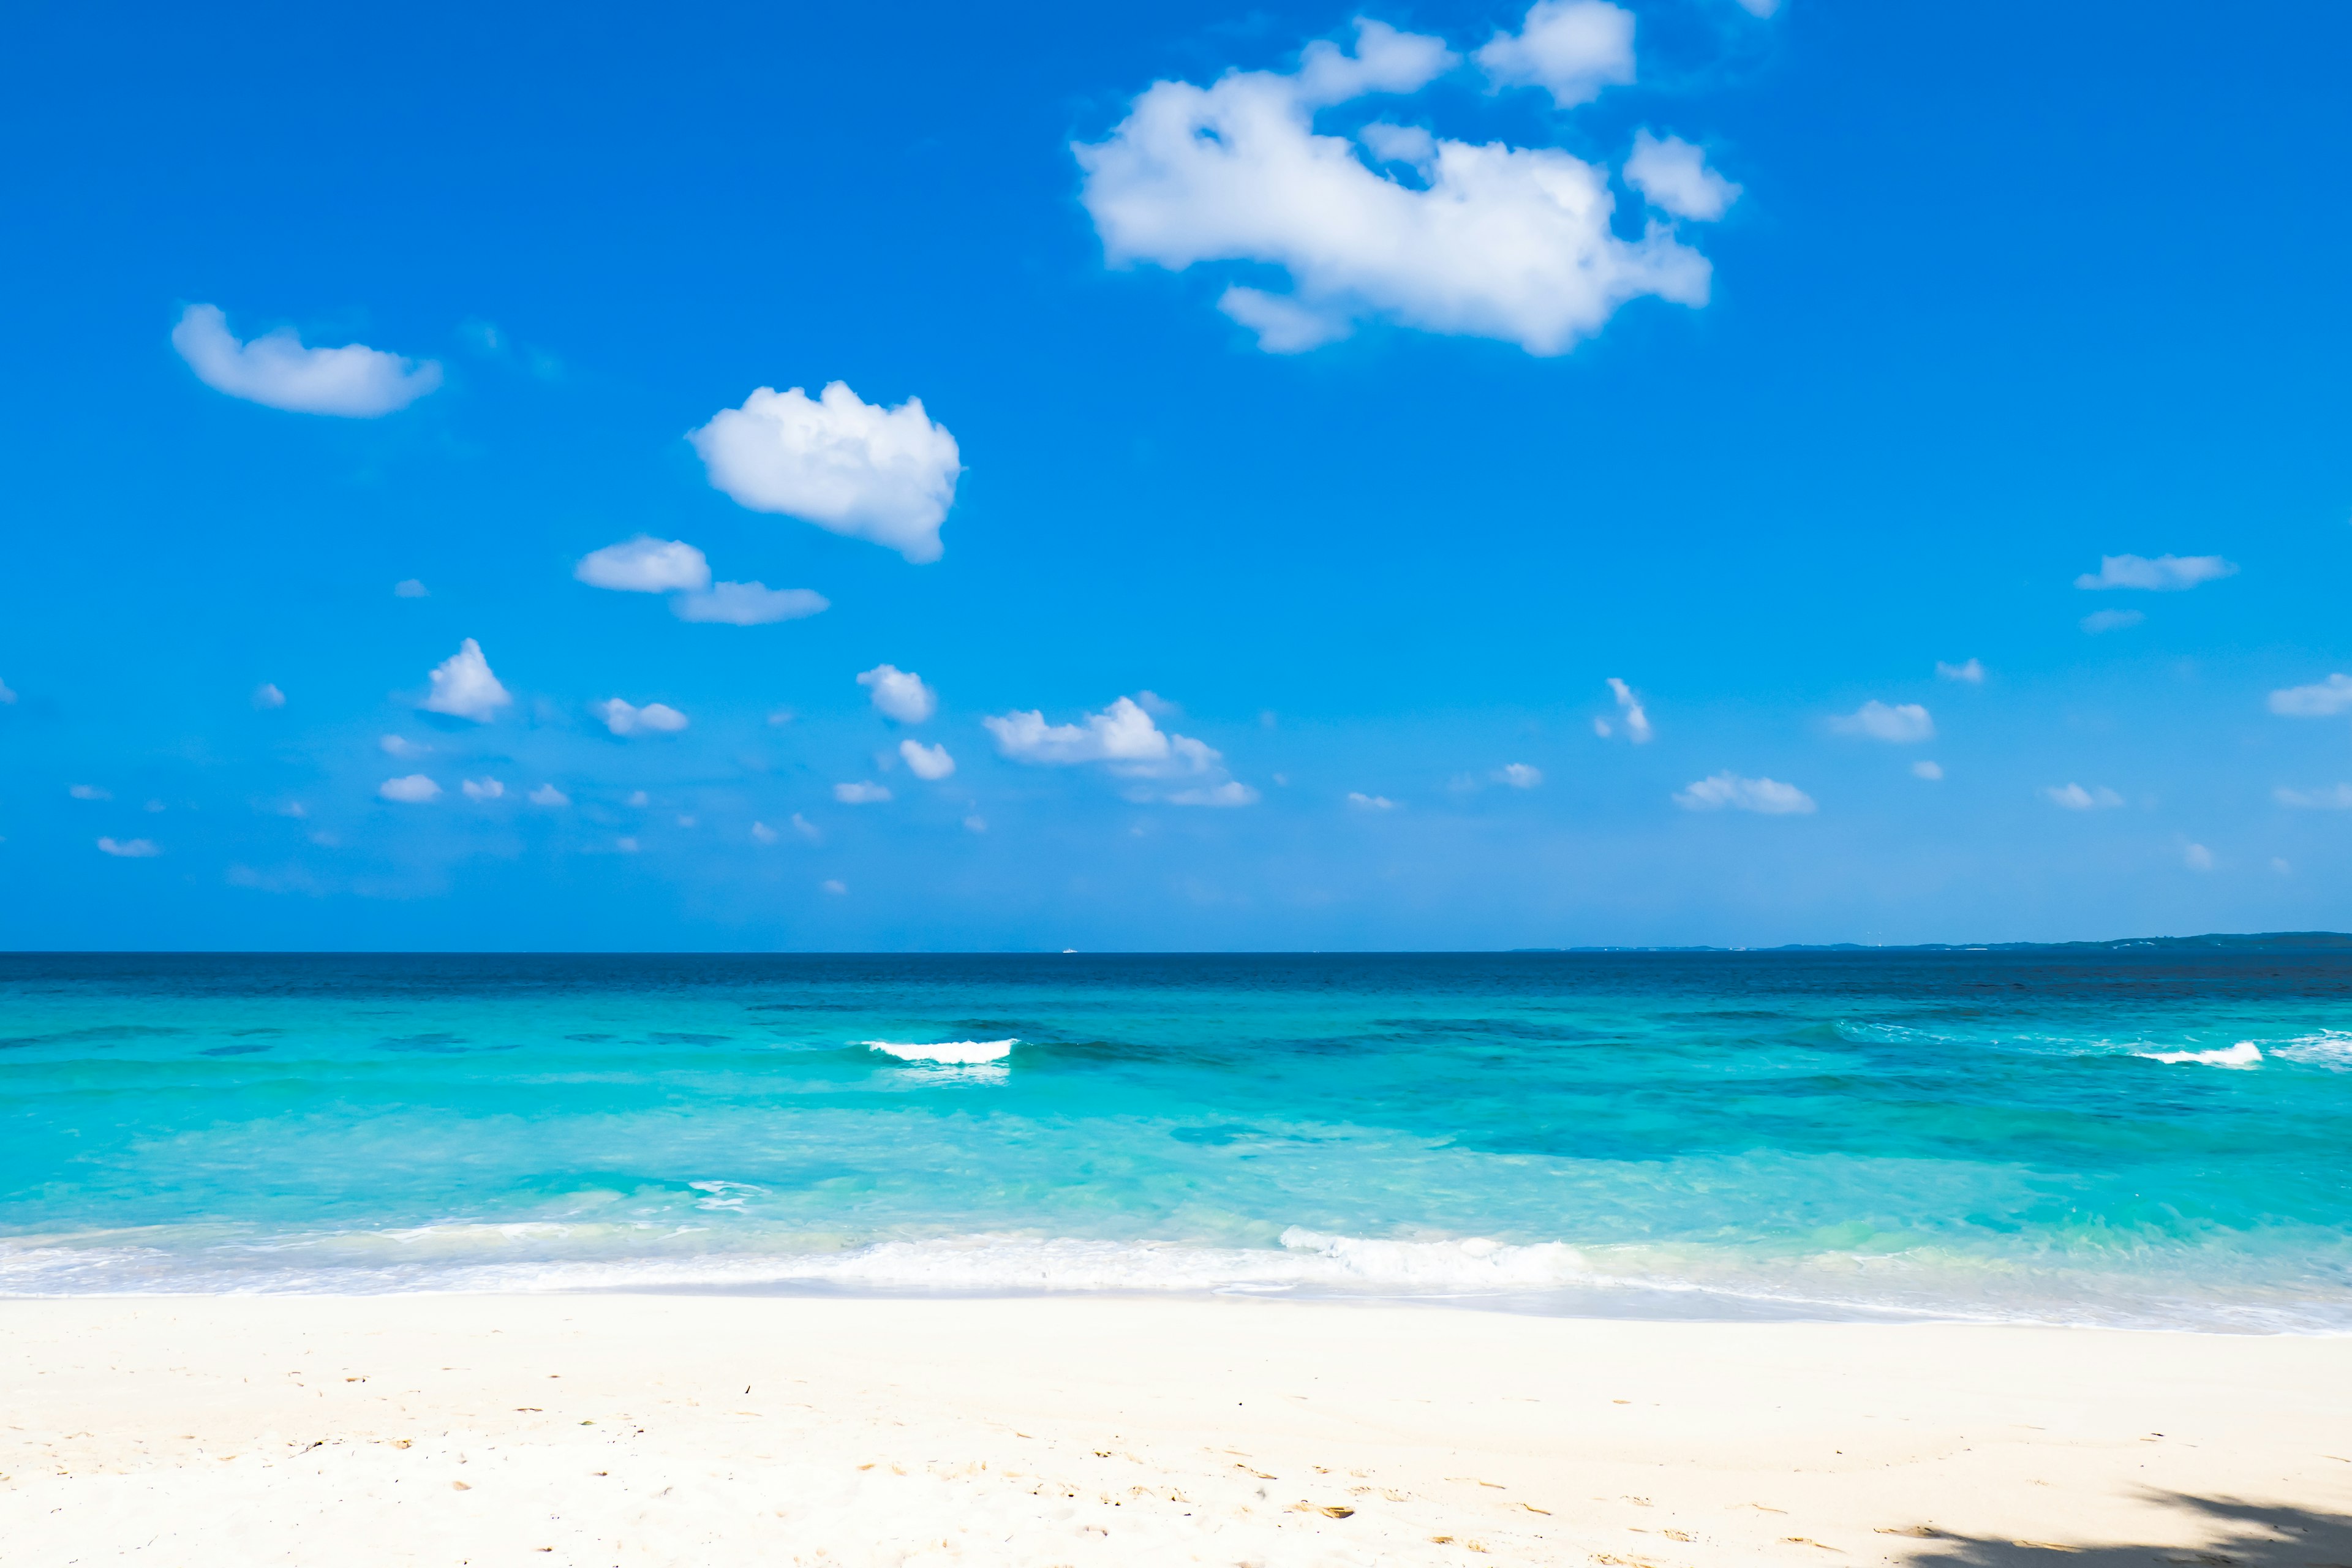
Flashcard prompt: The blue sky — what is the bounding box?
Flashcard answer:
[3,0,2350,950]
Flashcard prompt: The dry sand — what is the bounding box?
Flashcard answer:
[2,1293,2347,1566]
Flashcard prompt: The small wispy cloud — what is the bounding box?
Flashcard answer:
[673,582,828,625]
[380,735,430,758]
[1602,678,1653,742]
[2046,783,2125,810]
[461,777,505,801]
[172,304,442,417]
[2268,674,2352,717]
[1827,700,1933,743]
[834,781,892,804]
[1673,773,1815,815]
[595,698,688,737]
[380,775,442,804]
[2184,842,2215,871]
[69,783,111,801]
[1936,658,1984,684]
[1348,791,1400,810]
[1912,760,1945,780]
[1492,763,1543,788]
[527,783,570,807]
[858,665,938,723]
[2075,553,2237,592]
[2081,609,2144,634]
[2274,783,2352,809]
[1167,781,1261,807]
[393,579,429,598]
[97,836,161,858]
[251,682,286,709]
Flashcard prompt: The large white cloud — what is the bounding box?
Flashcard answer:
[172,304,442,417]
[1074,17,1716,355]
[690,383,962,563]
[595,698,688,737]
[1673,772,1815,814]
[1828,700,1934,743]
[1624,131,1741,221]
[418,639,511,723]
[1474,0,1632,108]
[858,664,938,723]
[2074,553,2237,591]
[2269,674,2352,717]
[576,536,710,593]
[673,582,829,625]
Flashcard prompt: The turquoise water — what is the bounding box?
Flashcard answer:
[3,951,2348,1329]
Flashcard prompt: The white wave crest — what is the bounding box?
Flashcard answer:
[2271,1030,2352,1069]
[864,1038,1016,1065]
[2138,1042,2263,1069]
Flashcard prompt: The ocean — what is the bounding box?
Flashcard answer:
[3,949,2348,1330]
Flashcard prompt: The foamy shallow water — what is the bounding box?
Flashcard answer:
[4,951,2350,1330]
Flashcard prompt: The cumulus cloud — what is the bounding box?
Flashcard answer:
[1348,791,1400,810]
[595,698,688,737]
[984,696,1216,777]
[1493,763,1543,788]
[2046,783,2125,810]
[1673,772,1816,814]
[1936,658,1984,684]
[97,836,161,857]
[834,780,892,804]
[1605,677,1653,742]
[1828,699,1934,743]
[858,664,938,723]
[461,777,505,801]
[2075,553,2237,592]
[1912,760,1945,780]
[528,783,570,807]
[252,682,285,709]
[1624,130,1740,221]
[172,304,441,417]
[393,579,429,598]
[2081,609,2144,634]
[1474,0,1633,108]
[2268,674,2352,717]
[379,774,442,804]
[674,582,829,625]
[2275,783,2352,809]
[420,639,511,722]
[1074,17,1716,356]
[690,383,961,563]
[575,536,710,594]
[899,739,956,780]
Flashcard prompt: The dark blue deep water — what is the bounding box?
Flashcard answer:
[3,950,2348,1328]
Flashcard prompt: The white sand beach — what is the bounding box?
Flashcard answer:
[3,1294,2346,1566]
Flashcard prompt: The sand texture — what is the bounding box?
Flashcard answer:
[2,1294,2347,1566]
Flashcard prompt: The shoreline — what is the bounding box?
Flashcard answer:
[6,1292,2348,1564]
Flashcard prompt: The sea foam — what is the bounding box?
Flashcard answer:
[2139,1041,2263,1069]
[864,1039,1016,1065]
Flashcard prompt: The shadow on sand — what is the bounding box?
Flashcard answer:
[1897,1495,2352,1567]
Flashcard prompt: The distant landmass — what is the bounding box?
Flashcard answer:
[1531,932,2352,954]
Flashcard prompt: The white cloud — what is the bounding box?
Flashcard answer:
[379,774,442,804]
[1493,763,1543,788]
[575,535,710,594]
[1075,18,1715,356]
[171,304,441,417]
[2184,842,2215,871]
[393,578,429,598]
[461,777,505,801]
[420,639,511,722]
[2081,608,2144,634]
[2275,783,2352,809]
[963,813,988,833]
[595,698,688,737]
[527,783,570,807]
[380,734,429,758]
[1592,717,1612,737]
[615,836,640,854]
[858,664,938,723]
[1169,782,1264,807]
[252,682,285,709]
[627,791,650,807]
[1605,677,1653,742]
[97,837,161,858]
[1673,772,1816,814]
[984,696,1217,777]
[2273,856,2293,875]
[1912,760,1945,780]
[2046,783,2125,810]
[1733,0,1779,15]
[834,781,892,804]
[672,582,829,625]
[2268,674,2352,717]
[821,878,848,895]
[1624,130,1740,221]
[1936,658,1984,684]
[1828,699,1934,743]
[690,383,961,563]
[900,739,956,780]
[791,813,823,842]
[750,821,781,845]
[0,677,17,703]
[1348,791,1400,810]
[1474,0,1634,108]
[69,783,111,801]
[2075,553,2237,592]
